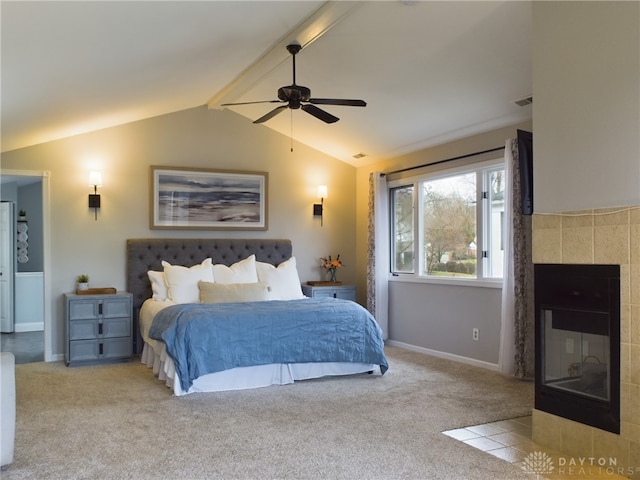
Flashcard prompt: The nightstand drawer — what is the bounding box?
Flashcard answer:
[101,337,132,359]
[102,317,131,338]
[69,317,131,340]
[311,290,340,299]
[302,284,356,302]
[102,298,132,319]
[69,340,100,363]
[69,337,132,363]
[68,300,99,321]
[69,319,99,340]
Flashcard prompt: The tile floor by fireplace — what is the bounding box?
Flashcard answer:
[443,416,628,479]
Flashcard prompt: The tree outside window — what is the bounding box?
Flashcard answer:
[422,173,476,277]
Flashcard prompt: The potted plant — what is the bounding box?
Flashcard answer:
[76,274,89,291]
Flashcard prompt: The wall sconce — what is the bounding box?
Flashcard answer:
[88,171,102,221]
[313,185,327,226]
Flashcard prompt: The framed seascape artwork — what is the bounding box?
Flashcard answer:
[150,166,268,230]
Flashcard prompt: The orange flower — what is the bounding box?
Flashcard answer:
[320,255,344,270]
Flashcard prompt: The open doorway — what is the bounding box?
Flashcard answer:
[0,171,50,364]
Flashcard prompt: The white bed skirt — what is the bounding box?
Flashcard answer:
[140,342,377,396]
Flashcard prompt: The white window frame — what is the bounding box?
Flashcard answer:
[388,158,504,289]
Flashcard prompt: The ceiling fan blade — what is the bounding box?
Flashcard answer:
[221,100,282,106]
[309,98,366,107]
[253,105,288,124]
[301,104,339,124]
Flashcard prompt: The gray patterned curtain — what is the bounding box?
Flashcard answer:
[500,139,534,379]
[512,139,535,379]
[367,172,389,339]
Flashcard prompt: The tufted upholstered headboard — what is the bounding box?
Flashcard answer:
[126,238,292,353]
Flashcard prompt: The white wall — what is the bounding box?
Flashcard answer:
[1,106,358,359]
[533,1,640,213]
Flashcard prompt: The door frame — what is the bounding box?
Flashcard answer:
[0,201,15,333]
[1,170,52,361]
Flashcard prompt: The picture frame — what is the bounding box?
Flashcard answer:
[150,166,268,230]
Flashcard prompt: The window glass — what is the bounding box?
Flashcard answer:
[391,186,414,273]
[485,168,505,278]
[421,173,477,277]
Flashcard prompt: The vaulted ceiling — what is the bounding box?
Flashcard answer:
[1,1,532,167]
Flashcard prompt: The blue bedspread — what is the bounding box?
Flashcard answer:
[149,298,388,392]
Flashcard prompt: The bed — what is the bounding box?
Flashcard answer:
[126,238,388,395]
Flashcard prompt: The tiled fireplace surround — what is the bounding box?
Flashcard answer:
[531,205,640,475]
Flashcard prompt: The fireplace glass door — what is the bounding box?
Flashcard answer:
[541,308,610,402]
[535,263,620,434]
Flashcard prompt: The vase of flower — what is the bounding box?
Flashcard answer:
[320,255,343,284]
[329,267,337,283]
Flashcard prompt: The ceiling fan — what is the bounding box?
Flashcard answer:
[221,43,366,124]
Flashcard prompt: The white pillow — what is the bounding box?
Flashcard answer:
[147,270,168,301]
[198,281,270,304]
[256,257,305,301]
[212,255,258,284]
[162,258,214,304]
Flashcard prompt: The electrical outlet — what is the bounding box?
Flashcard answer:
[472,328,479,341]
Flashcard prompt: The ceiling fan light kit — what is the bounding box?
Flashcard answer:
[222,43,366,125]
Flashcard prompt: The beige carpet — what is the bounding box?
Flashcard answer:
[5,346,534,480]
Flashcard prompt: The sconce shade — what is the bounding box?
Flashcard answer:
[317,185,328,199]
[88,171,103,187]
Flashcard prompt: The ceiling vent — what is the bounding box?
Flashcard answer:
[353,152,367,159]
[514,96,533,107]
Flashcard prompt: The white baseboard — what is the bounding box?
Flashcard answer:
[50,353,64,362]
[385,339,500,372]
[14,323,44,333]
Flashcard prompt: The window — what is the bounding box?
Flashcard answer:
[390,160,505,281]
[391,186,414,273]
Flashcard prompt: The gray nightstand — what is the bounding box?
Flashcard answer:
[64,292,133,366]
[302,284,356,302]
